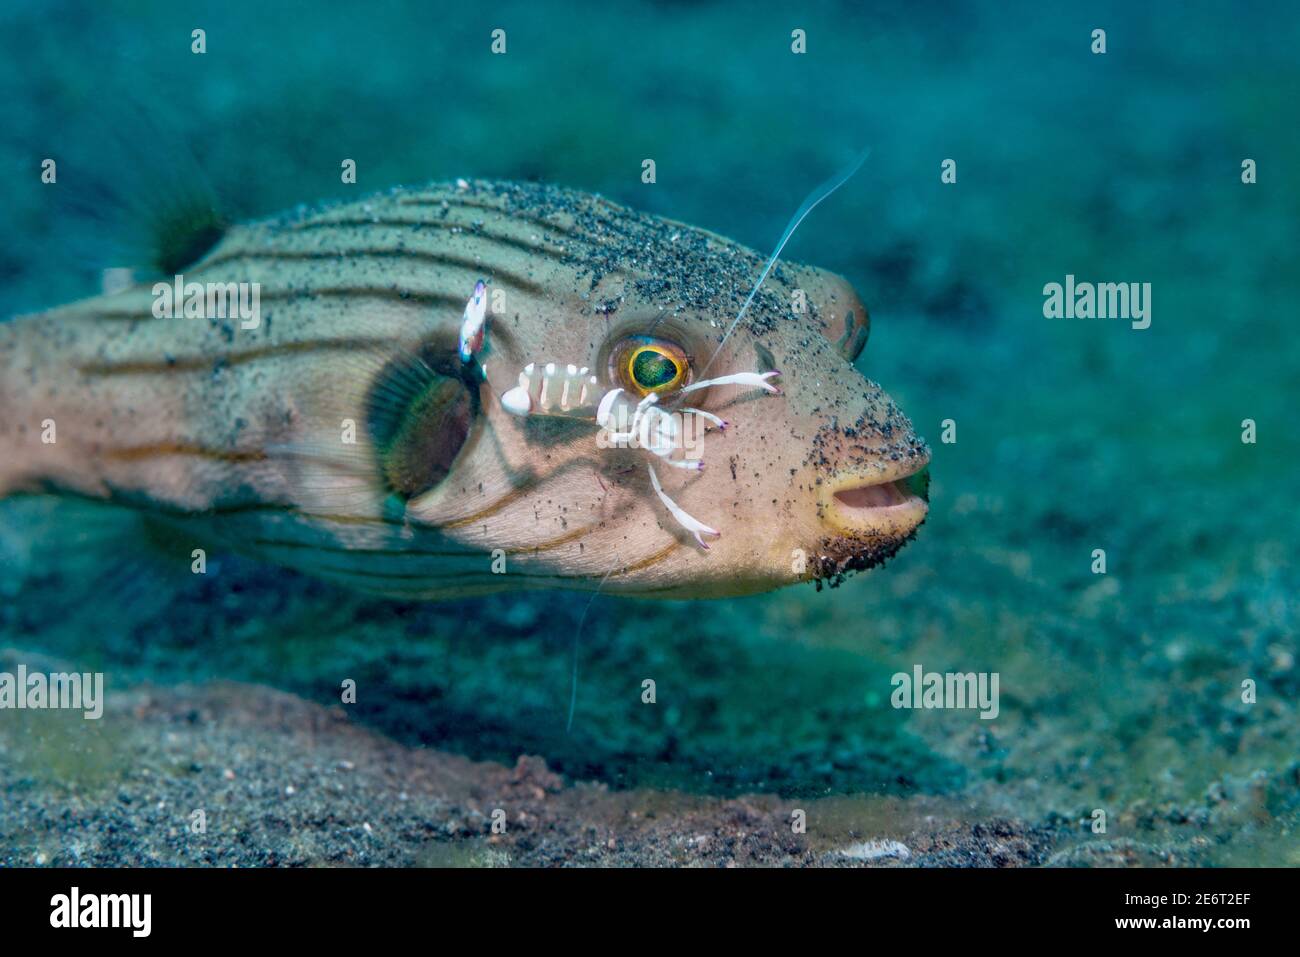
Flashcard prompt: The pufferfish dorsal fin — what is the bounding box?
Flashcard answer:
[46,87,232,281]
[365,344,478,500]
[147,194,228,276]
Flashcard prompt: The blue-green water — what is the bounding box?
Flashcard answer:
[1,1,1297,866]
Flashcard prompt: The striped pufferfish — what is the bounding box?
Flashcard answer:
[0,180,930,599]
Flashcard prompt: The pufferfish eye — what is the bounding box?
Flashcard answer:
[612,337,690,395]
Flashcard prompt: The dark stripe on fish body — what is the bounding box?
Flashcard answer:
[437,481,542,529]
[187,247,548,296]
[78,337,395,375]
[101,443,270,464]
[360,543,683,590]
[287,217,567,257]
[396,195,576,237]
[89,285,465,322]
[303,548,677,586]
[249,521,596,559]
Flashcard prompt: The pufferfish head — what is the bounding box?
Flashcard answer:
[394,181,930,598]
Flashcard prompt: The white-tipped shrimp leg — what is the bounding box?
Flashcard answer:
[659,457,704,471]
[678,370,782,396]
[647,464,719,549]
[682,408,727,430]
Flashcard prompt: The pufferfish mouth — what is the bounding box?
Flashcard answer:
[820,457,931,538]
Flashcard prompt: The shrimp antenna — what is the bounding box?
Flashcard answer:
[700,147,871,377]
[567,557,620,733]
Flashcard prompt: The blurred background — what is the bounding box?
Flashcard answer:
[1,0,1297,865]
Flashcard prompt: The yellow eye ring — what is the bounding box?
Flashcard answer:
[626,343,687,394]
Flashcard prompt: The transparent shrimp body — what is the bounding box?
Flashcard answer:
[501,362,601,418]
[499,358,779,548]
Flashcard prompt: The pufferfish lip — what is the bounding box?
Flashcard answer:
[819,455,931,538]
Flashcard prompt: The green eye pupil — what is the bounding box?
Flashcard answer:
[631,349,680,389]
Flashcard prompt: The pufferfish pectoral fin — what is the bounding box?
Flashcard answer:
[254,332,482,510]
[365,345,479,500]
